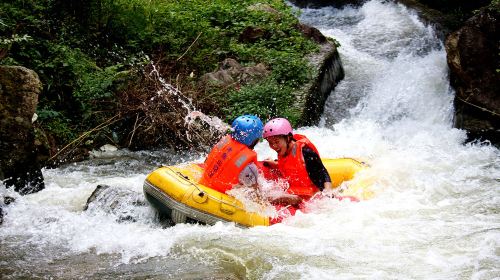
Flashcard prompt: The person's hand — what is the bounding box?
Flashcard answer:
[323,182,333,191]
[271,194,302,207]
[320,184,336,199]
[286,194,303,207]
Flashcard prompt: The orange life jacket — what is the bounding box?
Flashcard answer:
[277,134,320,199]
[200,135,257,193]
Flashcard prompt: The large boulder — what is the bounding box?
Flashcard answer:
[84,184,149,223]
[0,66,45,194]
[0,196,15,225]
[445,7,499,144]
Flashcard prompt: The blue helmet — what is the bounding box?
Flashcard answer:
[231,115,264,146]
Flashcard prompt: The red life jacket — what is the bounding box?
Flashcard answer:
[277,134,321,199]
[199,135,257,193]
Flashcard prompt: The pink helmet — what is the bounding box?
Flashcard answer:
[263,118,293,138]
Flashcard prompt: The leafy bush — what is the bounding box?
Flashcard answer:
[74,64,122,120]
[36,109,75,143]
[224,77,302,124]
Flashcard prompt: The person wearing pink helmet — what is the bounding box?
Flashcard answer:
[263,117,333,202]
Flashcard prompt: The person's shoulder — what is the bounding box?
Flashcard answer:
[293,133,307,140]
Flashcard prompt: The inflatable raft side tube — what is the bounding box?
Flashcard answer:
[322,158,368,188]
[145,166,270,227]
[144,180,239,226]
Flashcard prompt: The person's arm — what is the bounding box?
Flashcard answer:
[240,162,302,206]
[269,193,302,207]
[302,147,332,191]
[323,181,333,191]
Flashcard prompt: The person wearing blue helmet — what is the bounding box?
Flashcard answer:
[231,115,264,147]
[200,115,264,193]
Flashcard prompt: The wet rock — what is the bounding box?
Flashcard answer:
[0,196,15,225]
[4,196,15,205]
[248,3,280,14]
[238,26,269,43]
[295,23,327,44]
[445,7,499,145]
[289,21,346,125]
[84,184,149,223]
[0,66,45,195]
[84,185,111,210]
[200,58,270,88]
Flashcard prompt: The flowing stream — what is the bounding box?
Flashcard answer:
[1,1,499,279]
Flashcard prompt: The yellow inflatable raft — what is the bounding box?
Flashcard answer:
[143,158,370,227]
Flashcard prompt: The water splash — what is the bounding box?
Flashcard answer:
[148,63,228,146]
[149,63,195,114]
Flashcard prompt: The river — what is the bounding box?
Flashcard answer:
[1,1,499,279]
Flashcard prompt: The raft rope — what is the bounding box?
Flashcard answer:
[165,166,247,211]
[167,167,300,220]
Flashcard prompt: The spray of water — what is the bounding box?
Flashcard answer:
[149,63,229,144]
[149,63,195,113]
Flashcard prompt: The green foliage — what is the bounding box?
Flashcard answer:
[87,0,318,72]
[74,65,121,119]
[1,0,322,150]
[0,34,31,58]
[1,0,131,144]
[488,0,500,12]
[36,109,75,143]
[224,77,302,125]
